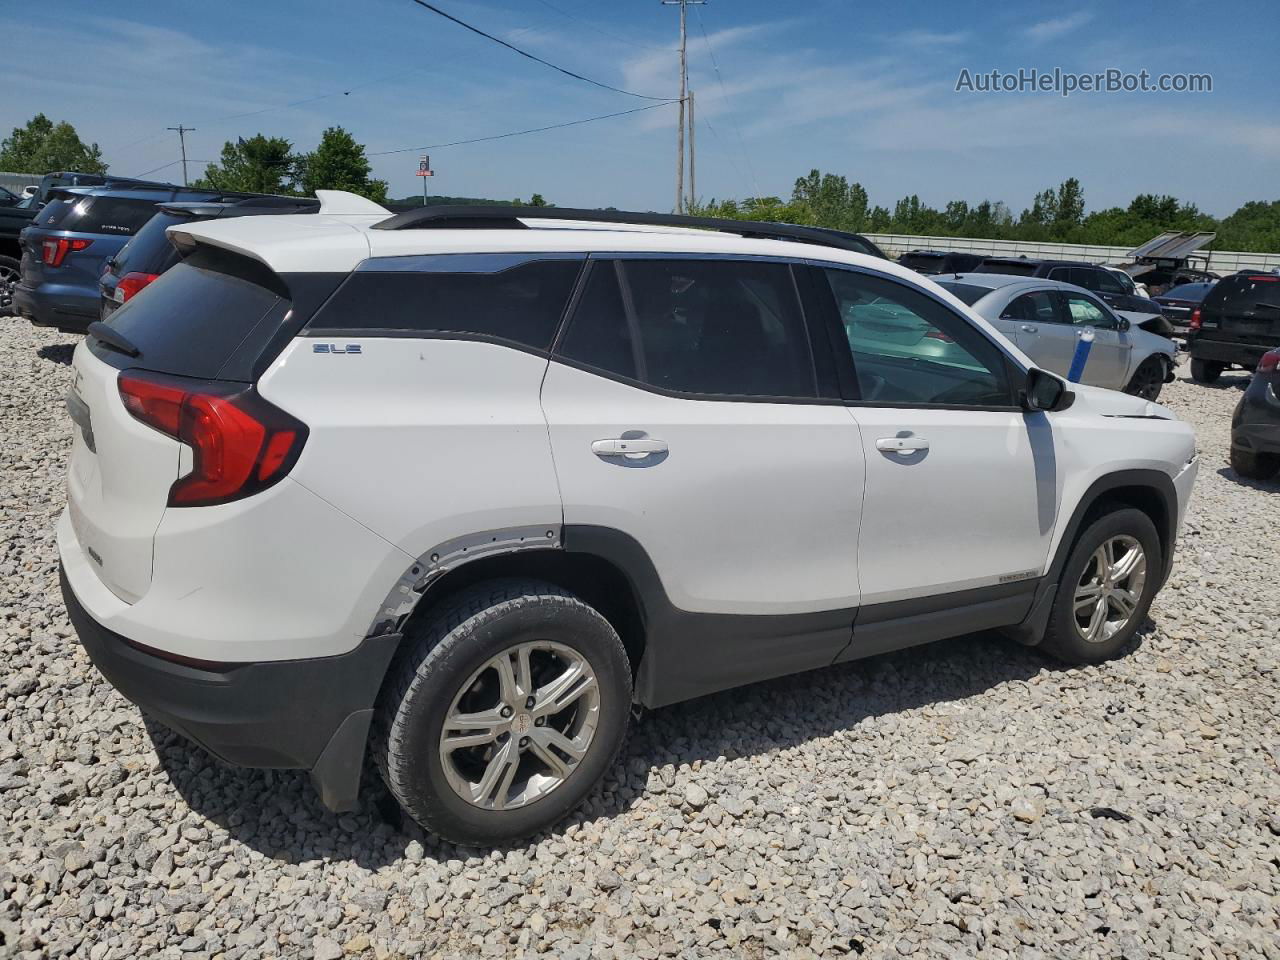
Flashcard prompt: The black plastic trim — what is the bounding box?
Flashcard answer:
[60,564,399,812]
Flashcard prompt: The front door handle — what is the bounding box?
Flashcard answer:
[592,438,668,459]
[876,436,929,454]
[1020,324,1038,333]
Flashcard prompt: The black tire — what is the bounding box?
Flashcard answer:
[373,579,632,846]
[1123,356,1166,401]
[1190,357,1223,384]
[0,254,19,316]
[1039,507,1162,665]
[1230,446,1280,482]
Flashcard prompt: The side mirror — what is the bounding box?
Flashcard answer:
[1022,367,1075,412]
[1117,317,1130,332]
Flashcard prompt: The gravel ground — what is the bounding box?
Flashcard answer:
[2,322,1278,960]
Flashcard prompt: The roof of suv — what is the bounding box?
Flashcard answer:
[173,198,896,277]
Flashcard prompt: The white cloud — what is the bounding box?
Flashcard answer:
[1021,12,1094,44]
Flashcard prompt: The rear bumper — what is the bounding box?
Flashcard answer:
[1188,337,1269,367]
[60,563,399,811]
[13,281,96,331]
[1231,386,1280,455]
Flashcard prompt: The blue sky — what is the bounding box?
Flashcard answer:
[4,0,1277,217]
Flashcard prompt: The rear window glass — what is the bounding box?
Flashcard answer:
[34,194,159,236]
[111,211,191,276]
[98,247,288,380]
[898,253,944,273]
[974,260,1038,277]
[1162,283,1211,300]
[934,281,991,306]
[1203,275,1280,313]
[309,257,584,350]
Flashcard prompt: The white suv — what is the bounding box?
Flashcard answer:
[58,193,1198,845]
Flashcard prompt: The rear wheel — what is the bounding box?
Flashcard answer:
[1124,356,1166,401]
[1190,358,1223,384]
[1230,446,1280,482]
[0,255,19,316]
[374,579,632,846]
[1040,507,1161,664]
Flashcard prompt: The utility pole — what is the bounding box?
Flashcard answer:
[663,0,703,214]
[687,88,695,210]
[167,125,195,185]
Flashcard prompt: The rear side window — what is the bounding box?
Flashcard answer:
[310,256,583,351]
[556,259,817,399]
[34,194,159,235]
[98,247,288,380]
[1203,276,1280,315]
[111,211,190,276]
[1003,290,1059,323]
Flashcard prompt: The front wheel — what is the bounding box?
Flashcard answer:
[1039,507,1161,664]
[374,579,632,846]
[1124,356,1166,401]
[1190,357,1223,384]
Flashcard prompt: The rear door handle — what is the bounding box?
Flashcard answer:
[592,438,668,458]
[1020,324,1037,333]
[876,436,929,454]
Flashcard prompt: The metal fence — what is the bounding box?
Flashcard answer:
[864,232,1280,274]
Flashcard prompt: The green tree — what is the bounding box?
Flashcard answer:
[295,127,387,203]
[1054,177,1085,232]
[195,135,297,195]
[1216,200,1280,253]
[790,169,869,231]
[0,113,106,174]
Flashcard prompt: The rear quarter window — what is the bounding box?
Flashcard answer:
[308,255,584,351]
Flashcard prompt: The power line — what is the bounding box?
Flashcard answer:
[530,0,675,52]
[369,101,675,156]
[404,0,677,101]
[693,4,761,199]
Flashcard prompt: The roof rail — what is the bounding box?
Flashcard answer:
[369,205,887,259]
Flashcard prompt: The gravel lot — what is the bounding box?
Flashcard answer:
[2,321,1278,960]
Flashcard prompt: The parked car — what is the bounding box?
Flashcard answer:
[0,191,39,314]
[1228,347,1280,481]
[974,257,1172,335]
[897,249,984,275]
[100,196,320,320]
[13,184,233,332]
[59,196,1198,845]
[1152,281,1217,334]
[1186,273,1280,382]
[936,274,1177,400]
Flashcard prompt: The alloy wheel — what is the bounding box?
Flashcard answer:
[1073,534,1147,643]
[438,640,600,810]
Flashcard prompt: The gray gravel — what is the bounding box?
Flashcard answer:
[2,323,1278,960]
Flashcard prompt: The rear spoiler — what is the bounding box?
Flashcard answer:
[315,190,389,216]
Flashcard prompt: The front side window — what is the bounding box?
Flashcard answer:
[1061,293,1117,328]
[824,268,1011,407]
[557,259,817,399]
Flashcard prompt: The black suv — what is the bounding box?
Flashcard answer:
[1186,273,1280,383]
[898,249,984,275]
[974,257,1170,334]
[100,196,319,319]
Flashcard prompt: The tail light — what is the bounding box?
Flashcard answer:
[1258,350,1280,374]
[117,272,160,303]
[1188,306,1202,332]
[117,371,307,507]
[41,237,92,267]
